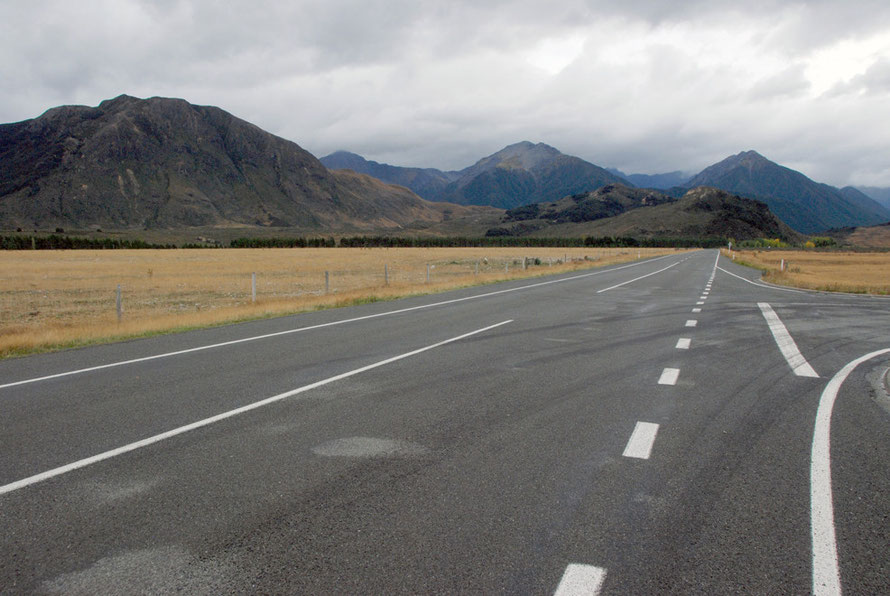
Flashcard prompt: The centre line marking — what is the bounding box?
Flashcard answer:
[685,320,698,327]
[696,301,705,305]
[758,303,818,377]
[676,338,691,349]
[622,421,660,459]
[554,564,607,596]
[811,348,890,596]
[692,308,702,313]
[658,368,680,385]
[596,261,681,293]
[0,320,513,496]
[2,255,682,391]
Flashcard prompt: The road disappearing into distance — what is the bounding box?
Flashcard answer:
[2,250,889,594]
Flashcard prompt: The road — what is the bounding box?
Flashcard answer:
[1,249,888,594]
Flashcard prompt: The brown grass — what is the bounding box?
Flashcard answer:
[724,249,890,295]
[1,247,683,357]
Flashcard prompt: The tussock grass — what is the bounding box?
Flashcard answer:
[1,247,682,357]
[724,249,890,295]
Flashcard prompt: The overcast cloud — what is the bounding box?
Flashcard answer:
[2,0,890,186]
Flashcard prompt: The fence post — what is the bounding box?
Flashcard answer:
[116,284,122,323]
[426,264,430,283]
[385,264,388,285]
[475,261,479,275]
[505,262,509,273]
[325,271,330,293]
[522,257,527,270]
[781,258,785,271]
[251,272,256,303]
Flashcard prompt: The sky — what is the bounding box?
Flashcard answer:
[2,0,890,187]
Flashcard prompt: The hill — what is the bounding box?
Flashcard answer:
[486,186,801,242]
[323,143,628,209]
[320,151,459,201]
[683,150,890,233]
[0,95,481,233]
[607,168,691,189]
[438,141,628,209]
[855,186,890,210]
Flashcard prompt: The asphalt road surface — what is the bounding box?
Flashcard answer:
[2,249,889,594]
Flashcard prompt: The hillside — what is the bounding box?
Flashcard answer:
[324,142,628,209]
[320,151,459,201]
[854,186,890,210]
[608,168,691,189]
[486,186,801,241]
[683,151,890,233]
[0,95,480,232]
[438,142,628,209]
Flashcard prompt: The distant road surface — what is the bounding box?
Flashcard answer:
[2,249,889,594]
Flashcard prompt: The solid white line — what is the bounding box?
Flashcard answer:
[685,320,698,327]
[0,320,512,496]
[554,564,607,596]
[811,347,890,596]
[758,303,819,377]
[622,421,660,459]
[658,368,680,385]
[1,255,682,391]
[717,266,809,294]
[595,261,681,293]
[676,338,691,349]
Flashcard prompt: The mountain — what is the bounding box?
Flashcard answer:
[323,142,628,210]
[487,186,801,241]
[683,150,890,233]
[320,151,459,201]
[0,95,475,232]
[607,168,691,189]
[437,141,628,209]
[855,186,890,210]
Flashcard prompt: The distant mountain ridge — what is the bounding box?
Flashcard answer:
[323,141,627,209]
[485,185,800,241]
[0,95,474,231]
[682,150,890,233]
[607,168,691,190]
[856,186,890,210]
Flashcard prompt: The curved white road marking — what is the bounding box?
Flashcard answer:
[811,348,890,596]
[0,320,512,496]
[758,303,818,377]
[1,255,683,391]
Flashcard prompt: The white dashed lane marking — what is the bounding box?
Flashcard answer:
[676,338,691,349]
[692,308,701,313]
[685,320,698,327]
[658,368,680,385]
[554,564,607,596]
[622,422,660,459]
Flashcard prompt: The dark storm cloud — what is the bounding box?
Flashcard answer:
[2,0,889,185]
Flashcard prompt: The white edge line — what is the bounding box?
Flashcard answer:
[811,347,890,596]
[622,421,660,459]
[0,320,512,496]
[758,303,818,377]
[717,266,810,294]
[554,564,607,596]
[2,255,682,391]
[596,261,681,293]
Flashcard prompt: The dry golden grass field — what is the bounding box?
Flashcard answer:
[727,249,890,295]
[0,247,680,357]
